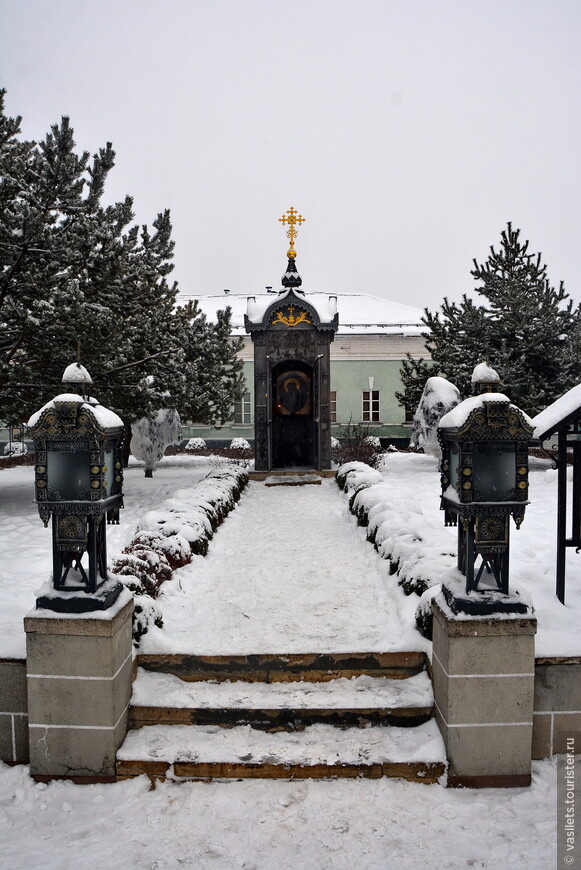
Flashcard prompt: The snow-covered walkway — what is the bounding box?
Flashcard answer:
[141,478,423,655]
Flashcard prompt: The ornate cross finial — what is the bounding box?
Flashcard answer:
[278,207,305,259]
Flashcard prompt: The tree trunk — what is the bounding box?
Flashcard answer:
[122,422,132,468]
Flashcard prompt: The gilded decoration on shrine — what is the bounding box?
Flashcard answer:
[272,304,312,327]
[278,206,305,259]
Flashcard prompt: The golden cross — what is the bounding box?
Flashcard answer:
[278,207,305,258]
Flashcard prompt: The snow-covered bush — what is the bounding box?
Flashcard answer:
[3,441,27,456]
[340,455,456,599]
[130,529,192,570]
[332,423,382,469]
[336,461,383,494]
[131,409,182,477]
[132,596,164,645]
[230,437,251,450]
[112,544,172,597]
[112,465,249,645]
[409,377,460,460]
[184,437,207,451]
[330,436,341,448]
[414,585,441,640]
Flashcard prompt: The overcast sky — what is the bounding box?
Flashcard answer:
[1,0,580,312]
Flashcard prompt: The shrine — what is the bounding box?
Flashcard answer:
[244,208,338,471]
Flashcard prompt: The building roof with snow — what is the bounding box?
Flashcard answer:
[181,290,424,337]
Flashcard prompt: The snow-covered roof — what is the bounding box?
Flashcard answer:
[27,394,124,430]
[246,288,337,325]
[532,383,581,440]
[439,393,533,431]
[181,291,424,336]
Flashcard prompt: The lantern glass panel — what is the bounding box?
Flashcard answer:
[472,450,516,501]
[449,442,459,491]
[46,448,91,500]
[104,449,115,496]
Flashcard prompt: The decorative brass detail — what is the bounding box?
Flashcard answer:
[278,206,305,258]
[59,515,84,538]
[90,465,100,475]
[272,305,312,327]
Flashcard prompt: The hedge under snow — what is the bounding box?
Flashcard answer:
[111,464,249,644]
[336,459,454,639]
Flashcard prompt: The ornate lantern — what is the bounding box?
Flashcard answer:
[437,371,534,614]
[27,365,125,612]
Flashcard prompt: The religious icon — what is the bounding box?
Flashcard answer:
[275,370,311,415]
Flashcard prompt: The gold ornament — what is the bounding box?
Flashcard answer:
[278,206,305,258]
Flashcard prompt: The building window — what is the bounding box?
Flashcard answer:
[330,391,337,423]
[362,390,380,423]
[233,392,252,424]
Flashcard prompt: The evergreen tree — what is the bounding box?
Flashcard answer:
[0,91,243,431]
[395,353,438,418]
[423,223,581,414]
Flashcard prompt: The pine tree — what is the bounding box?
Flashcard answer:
[423,223,581,414]
[0,92,244,433]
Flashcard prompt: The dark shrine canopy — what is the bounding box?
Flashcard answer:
[533,383,581,442]
[532,383,581,604]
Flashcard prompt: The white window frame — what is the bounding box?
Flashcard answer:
[233,391,252,425]
[362,389,380,423]
[329,390,337,423]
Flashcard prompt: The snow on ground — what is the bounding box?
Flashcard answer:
[0,455,211,658]
[139,476,421,655]
[1,451,579,658]
[0,452,572,869]
[0,759,556,870]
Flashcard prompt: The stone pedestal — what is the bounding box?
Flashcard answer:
[24,589,133,780]
[432,592,537,787]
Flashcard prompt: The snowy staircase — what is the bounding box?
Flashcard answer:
[116,653,447,783]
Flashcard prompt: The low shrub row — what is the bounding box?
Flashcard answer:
[111,464,249,644]
[336,460,452,641]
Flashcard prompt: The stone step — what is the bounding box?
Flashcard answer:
[129,669,435,731]
[136,651,427,683]
[264,473,322,486]
[117,720,447,783]
[249,469,335,481]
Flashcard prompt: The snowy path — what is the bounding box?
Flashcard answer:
[142,479,421,655]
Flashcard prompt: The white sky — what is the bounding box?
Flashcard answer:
[1,0,580,310]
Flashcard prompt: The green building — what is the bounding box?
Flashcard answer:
[182,290,428,447]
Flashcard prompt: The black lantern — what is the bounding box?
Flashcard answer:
[437,378,534,614]
[27,369,125,612]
